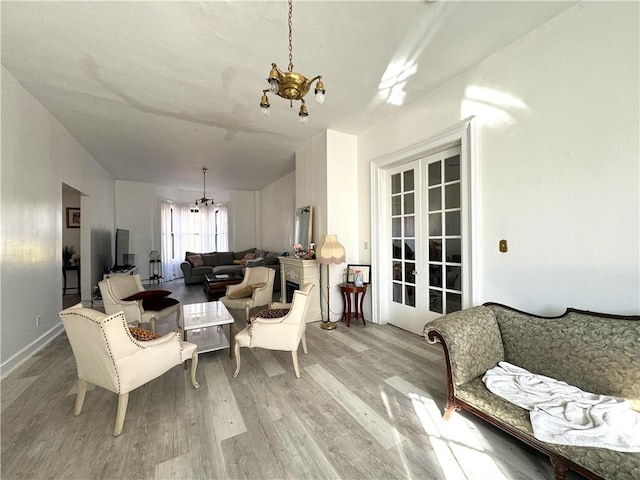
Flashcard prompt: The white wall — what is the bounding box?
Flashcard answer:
[1,67,115,374]
[358,2,640,315]
[260,171,295,253]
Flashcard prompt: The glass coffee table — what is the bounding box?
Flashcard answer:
[180,301,235,358]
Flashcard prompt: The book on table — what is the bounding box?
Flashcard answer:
[215,273,230,280]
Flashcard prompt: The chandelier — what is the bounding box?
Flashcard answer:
[195,167,213,207]
[259,0,325,124]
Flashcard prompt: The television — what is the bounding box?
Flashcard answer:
[115,228,131,267]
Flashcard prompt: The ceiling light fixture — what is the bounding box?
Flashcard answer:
[195,167,213,207]
[260,0,325,124]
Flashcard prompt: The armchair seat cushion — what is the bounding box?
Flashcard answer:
[129,327,161,341]
[122,289,171,301]
[251,308,290,322]
[143,296,179,311]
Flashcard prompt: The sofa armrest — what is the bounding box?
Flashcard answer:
[425,305,504,387]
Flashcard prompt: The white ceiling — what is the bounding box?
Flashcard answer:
[1,1,576,193]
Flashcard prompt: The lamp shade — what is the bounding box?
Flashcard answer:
[317,234,346,265]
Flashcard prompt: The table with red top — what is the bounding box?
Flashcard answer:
[338,282,367,327]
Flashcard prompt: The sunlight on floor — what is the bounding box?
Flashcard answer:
[409,392,510,480]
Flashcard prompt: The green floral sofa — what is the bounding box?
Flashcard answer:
[424,303,640,480]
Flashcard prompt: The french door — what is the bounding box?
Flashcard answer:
[387,145,466,335]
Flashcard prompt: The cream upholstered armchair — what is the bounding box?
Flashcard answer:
[59,303,199,437]
[220,266,275,322]
[98,274,179,332]
[233,283,313,379]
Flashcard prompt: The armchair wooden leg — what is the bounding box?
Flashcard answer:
[244,305,250,323]
[114,392,129,437]
[301,333,308,354]
[190,351,200,388]
[232,342,241,378]
[73,379,88,416]
[291,350,300,378]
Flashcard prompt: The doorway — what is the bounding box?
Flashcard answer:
[62,184,81,308]
[371,118,478,335]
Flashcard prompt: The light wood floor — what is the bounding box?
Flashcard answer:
[2,280,584,480]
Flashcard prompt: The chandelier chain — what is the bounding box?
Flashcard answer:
[288,0,293,72]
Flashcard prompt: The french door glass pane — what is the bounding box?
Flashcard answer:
[404,262,416,283]
[392,218,401,236]
[405,285,415,307]
[393,283,402,302]
[445,184,460,209]
[445,155,461,182]
[429,264,442,288]
[392,174,401,194]
[429,239,442,261]
[446,265,461,290]
[393,262,402,281]
[392,240,402,259]
[445,211,460,236]
[428,162,441,186]
[428,187,441,211]
[392,196,401,215]
[404,216,415,237]
[446,293,462,313]
[404,193,415,214]
[430,289,443,313]
[405,240,415,260]
[446,238,461,263]
[404,170,414,191]
[429,213,442,236]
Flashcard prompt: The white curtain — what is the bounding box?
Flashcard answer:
[160,202,228,280]
[216,204,229,251]
[160,200,174,280]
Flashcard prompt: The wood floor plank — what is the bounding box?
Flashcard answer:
[1,279,573,480]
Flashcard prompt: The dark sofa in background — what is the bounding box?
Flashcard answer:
[180,248,281,290]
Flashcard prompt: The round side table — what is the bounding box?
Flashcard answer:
[338,282,367,327]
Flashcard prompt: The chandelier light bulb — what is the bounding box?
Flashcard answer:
[300,115,309,125]
[315,91,325,104]
[262,107,271,117]
[269,79,279,93]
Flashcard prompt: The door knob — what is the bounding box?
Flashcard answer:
[411,270,418,275]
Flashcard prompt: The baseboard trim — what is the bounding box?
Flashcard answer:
[1,323,65,380]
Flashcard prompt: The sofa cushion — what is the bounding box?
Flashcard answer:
[234,248,256,260]
[489,305,640,411]
[187,254,204,267]
[216,251,234,265]
[201,253,219,267]
[227,285,254,299]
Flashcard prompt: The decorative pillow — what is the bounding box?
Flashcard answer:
[123,290,171,301]
[234,248,255,260]
[227,285,254,299]
[233,259,244,265]
[187,254,204,267]
[129,327,160,341]
[249,308,290,324]
[243,252,256,261]
[143,297,179,311]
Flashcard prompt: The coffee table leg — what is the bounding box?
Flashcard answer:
[229,323,234,359]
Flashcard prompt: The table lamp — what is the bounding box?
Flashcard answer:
[316,234,346,330]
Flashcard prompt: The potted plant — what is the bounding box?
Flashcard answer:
[63,246,76,267]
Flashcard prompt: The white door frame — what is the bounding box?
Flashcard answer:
[370,117,479,326]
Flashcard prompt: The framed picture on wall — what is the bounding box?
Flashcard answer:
[66,208,80,228]
[347,264,371,284]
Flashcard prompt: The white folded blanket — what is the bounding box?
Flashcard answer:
[483,362,640,452]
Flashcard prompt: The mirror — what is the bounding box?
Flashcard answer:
[294,206,313,250]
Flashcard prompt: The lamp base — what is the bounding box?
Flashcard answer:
[320,321,337,330]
